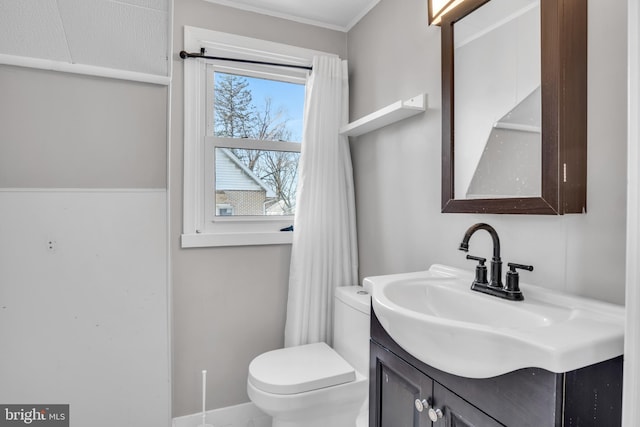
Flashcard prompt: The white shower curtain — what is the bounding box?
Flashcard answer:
[284,55,358,348]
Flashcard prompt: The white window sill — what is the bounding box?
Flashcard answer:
[181,231,293,248]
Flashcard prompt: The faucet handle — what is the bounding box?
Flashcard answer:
[508,262,534,272]
[505,263,533,300]
[466,255,488,285]
[466,254,486,265]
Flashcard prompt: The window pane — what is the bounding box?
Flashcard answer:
[215,147,299,216]
[213,72,305,143]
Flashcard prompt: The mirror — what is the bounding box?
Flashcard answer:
[454,0,541,200]
[441,0,587,214]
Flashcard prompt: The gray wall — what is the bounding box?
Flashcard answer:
[0,65,167,188]
[170,0,347,417]
[347,0,627,303]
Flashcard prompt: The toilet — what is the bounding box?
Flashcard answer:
[247,286,371,427]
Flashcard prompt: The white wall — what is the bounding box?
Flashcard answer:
[0,64,170,426]
[0,190,170,427]
[347,0,627,305]
[623,0,640,423]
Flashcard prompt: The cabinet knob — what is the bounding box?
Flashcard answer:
[414,399,429,412]
[428,407,444,422]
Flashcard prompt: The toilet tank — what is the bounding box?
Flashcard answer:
[333,286,371,376]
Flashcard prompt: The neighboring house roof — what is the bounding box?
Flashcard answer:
[215,148,276,197]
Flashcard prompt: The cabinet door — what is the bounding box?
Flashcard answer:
[371,343,433,427]
[432,383,505,427]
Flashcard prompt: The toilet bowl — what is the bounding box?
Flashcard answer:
[247,286,371,427]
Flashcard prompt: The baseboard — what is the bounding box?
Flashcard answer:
[172,402,271,427]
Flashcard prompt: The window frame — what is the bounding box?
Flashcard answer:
[182,27,329,248]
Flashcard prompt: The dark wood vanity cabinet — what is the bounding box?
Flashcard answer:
[372,344,503,427]
[374,347,433,427]
[369,311,623,427]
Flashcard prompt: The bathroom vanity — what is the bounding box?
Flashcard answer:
[364,263,625,427]
[369,310,623,426]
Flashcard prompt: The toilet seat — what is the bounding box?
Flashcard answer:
[248,342,355,395]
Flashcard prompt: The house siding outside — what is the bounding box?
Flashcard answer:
[216,149,267,192]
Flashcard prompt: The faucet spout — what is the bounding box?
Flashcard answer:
[460,223,501,260]
[459,223,502,288]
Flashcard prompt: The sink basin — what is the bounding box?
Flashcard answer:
[364,264,624,378]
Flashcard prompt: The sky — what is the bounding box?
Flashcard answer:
[243,75,306,142]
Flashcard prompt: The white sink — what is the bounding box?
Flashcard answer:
[364,264,625,378]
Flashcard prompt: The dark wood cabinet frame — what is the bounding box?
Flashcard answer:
[441,0,587,214]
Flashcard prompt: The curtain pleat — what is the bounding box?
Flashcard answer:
[284,56,358,347]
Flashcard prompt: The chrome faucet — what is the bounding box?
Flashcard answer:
[459,223,532,301]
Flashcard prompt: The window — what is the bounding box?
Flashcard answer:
[216,204,234,216]
[208,71,304,219]
[182,27,328,247]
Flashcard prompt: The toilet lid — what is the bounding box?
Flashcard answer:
[248,342,355,395]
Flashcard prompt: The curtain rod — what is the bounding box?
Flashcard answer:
[179,49,312,71]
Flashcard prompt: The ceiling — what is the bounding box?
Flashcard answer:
[203,0,381,32]
[0,0,377,81]
[0,0,169,77]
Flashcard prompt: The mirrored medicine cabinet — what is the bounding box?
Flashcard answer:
[441,0,587,214]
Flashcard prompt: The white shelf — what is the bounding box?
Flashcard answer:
[340,93,427,137]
